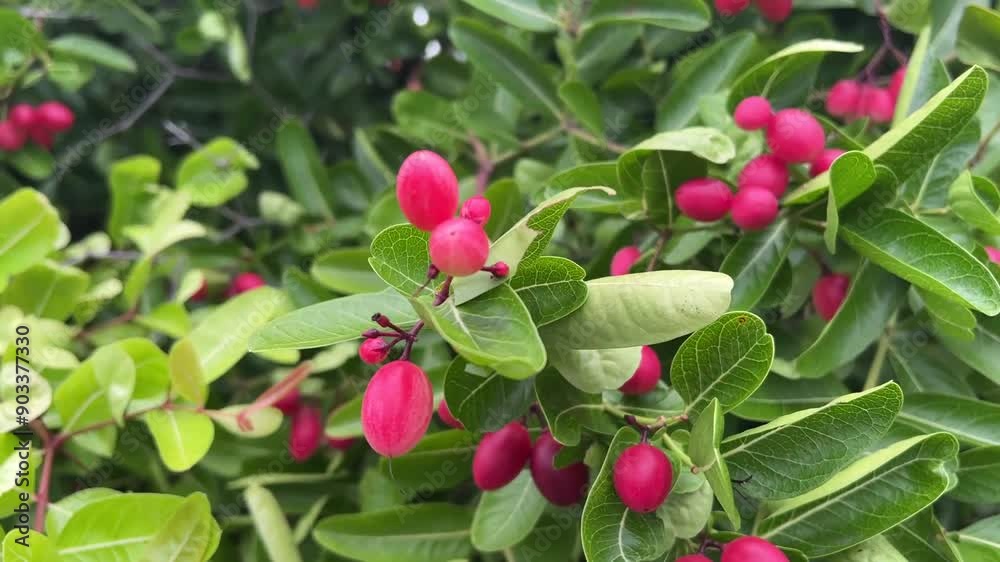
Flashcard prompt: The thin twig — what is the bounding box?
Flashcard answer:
[646,228,670,272]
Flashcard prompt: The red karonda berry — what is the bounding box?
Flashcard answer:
[396,150,460,231]
[28,128,53,150]
[987,246,1000,265]
[733,96,773,131]
[226,272,266,297]
[36,101,75,133]
[610,246,641,276]
[889,66,907,101]
[619,346,662,395]
[190,279,209,302]
[289,405,323,462]
[473,422,533,491]
[826,80,862,118]
[767,108,826,163]
[812,273,850,321]
[613,442,673,512]
[327,437,355,451]
[361,361,434,457]
[273,387,302,415]
[437,400,464,429]
[714,0,751,15]
[862,87,895,123]
[429,217,491,277]
[731,187,779,231]
[298,0,318,9]
[738,154,789,197]
[675,178,734,222]
[359,338,391,365]
[809,148,845,177]
[0,120,27,152]
[755,0,793,22]
[530,431,589,506]
[487,261,510,278]
[461,195,492,225]
[721,536,789,562]
[8,104,38,131]
[676,556,713,562]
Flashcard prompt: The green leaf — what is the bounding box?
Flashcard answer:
[954,514,1000,561]
[245,485,303,562]
[583,0,710,31]
[671,312,773,419]
[939,314,1000,384]
[733,375,849,422]
[887,339,975,397]
[276,119,334,219]
[0,8,45,62]
[444,357,535,432]
[189,286,293,380]
[1,261,88,321]
[0,361,52,433]
[505,513,581,561]
[886,508,962,562]
[91,343,136,426]
[758,433,959,557]
[326,395,363,439]
[118,337,170,413]
[54,346,135,455]
[144,493,221,561]
[722,383,903,500]
[559,81,604,137]
[311,247,385,294]
[410,285,546,379]
[54,493,185,561]
[314,504,472,562]
[951,446,1000,504]
[4,529,55,561]
[534,369,619,446]
[788,66,989,204]
[377,430,475,491]
[617,127,735,202]
[368,224,433,297]
[688,398,740,528]
[826,536,908,562]
[658,474,713,539]
[175,137,258,207]
[225,24,251,82]
[449,18,560,117]
[542,270,733,350]
[168,338,207,407]
[472,470,547,551]
[548,345,642,393]
[144,409,215,472]
[581,426,672,562]
[105,156,161,245]
[211,405,284,438]
[901,119,979,210]
[49,33,136,72]
[719,219,795,311]
[957,6,1000,71]
[794,262,908,378]
[950,173,1000,234]
[895,393,1000,447]
[0,189,66,281]
[838,208,1000,316]
[727,39,864,112]
[826,152,878,253]
[920,287,978,341]
[509,256,588,327]
[459,0,559,31]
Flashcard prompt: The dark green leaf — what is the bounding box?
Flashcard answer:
[720,219,795,311]
[314,504,472,562]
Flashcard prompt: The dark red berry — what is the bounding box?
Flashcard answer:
[36,101,75,132]
[767,109,826,163]
[226,272,265,297]
[738,154,789,197]
[429,217,491,277]
[289,405,323,462]
[733,96,773,131]
[812,273,850,321]
[8,104,38,131]
[473,422,533,491]
[731,187,779,230]
[437,400,464,429]
[826,80,862,118]
[809,148,845,177]
[327,437,355,451]
[610,246,641,276]
[613,443,673,512]
[361,361,434,457]
[714,0,751,15]
[675,178,734,222]
[721,536,789,562]
[461,195,492,225]
[0,121,27,151]
[676,556,713,562]
[273,387,302,416]
[396,150,460,231]
[619,346,661,395]
[530,431,589,506]
[28,128,53,150]
[359,338,391,365]
[755,0,793,22]
[190,279,209,302]
[298,0,318,9]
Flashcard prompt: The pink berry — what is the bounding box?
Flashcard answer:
[812,273,850,321]
[473,422,533,491]
[429,217,491,277]
[861,87,895,123]
[754,0,793,22]
[731,187,779,230]
[327,436,355,450]
[8,104,38,131]
[226,272,266,297]
[676,556,713,562]
[298,0,318,8]
[396,150,460,231]
[722,536,789,562]
[675,178,734,222]
[809,148,845,177]
[289,405,323,462]
[738,154,789,197]
[889,67,906,101]
[487,261,510,278]
[610,246,641,276]
[767,108,826,163]
[273,387,302,416]
[714,0,751,15]
[29,128,53,150]
[619,346,662,395]
[461,196,492,225]
[826,80,862,118]
[613,443,673,512]
[530,431,589,506]
[733,96,773,131]
[361,361,434,457]
[36,101,75,132]
[359,338,391,365]
[437,400,464,429]
[987,246,1000,265]
[0,121,26,151]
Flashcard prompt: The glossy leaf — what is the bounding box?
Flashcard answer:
[144,493,221,561]
[471,470,547,551]
[377,430,476,492]
[54,493,185,561]
[144,409,215,472]
[0,189,66,281]
[950,173,1000,234]
[312,247,385,294]
[895,393,1000,447]
[689,398,740,528]
[732,375,850,422]
[720,219,795,311]
[245,485,303,562]
[509,256,588,327]
[826,151,877,253]
[951,446,1000,504]
[459,0,559,32]
[535,369,619,446]
[276,118,334,219]
[168,338,206,407]
[444,357,535,432]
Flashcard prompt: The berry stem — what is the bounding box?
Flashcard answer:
[660,431,695,468]
[646,228,671,272]
[398,275,454,361]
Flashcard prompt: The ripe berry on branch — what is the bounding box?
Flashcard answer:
[714,0,751,15]
[8,104,38,131]
[731,187,779,230]
[396,150,459,231]
[437,400,464,429]
[812,273,850,321]
[676,178,734,222]
[361,361,434,457]
[289,405,323,462]
[738,154,789,197]
[889,66,907,100]
[473,422,533,491]
[859,86,894,123]
[461,195,492,225]
[613,443,673,512]
[359,338,391,365]
[327,437,355,451]
[809,148,845,177]
[755,0,793,22]
[273,388,302,415]
[721,536,789,562]
[530,431,589,506]
[610,246,641,276]
[987,246,1000,265]
[826,80,862,118]
[0,121,26,152]
[767,108,826,163]
[619,346,662,395]
[226,272,266,297]
[36,101,75,132]
[733,96,773,131]
[429,217,491,277]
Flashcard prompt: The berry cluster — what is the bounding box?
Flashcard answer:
[826,66,906,124]
[677,536,790,562]
[275,388,356,462]
[714,0,793,22]
[0,101,75,152]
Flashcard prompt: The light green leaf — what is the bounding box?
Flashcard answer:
[920,287,977,341]
[91,343,136,426]
[826,535,908,562]
[49,34,136,72]
[459,0,559,31]
[377,430,475,492]
[950,173,1000,234]
[719,219,795,311]
[472,470,547,551]
[55,493,185,561]
[939,314,1000,384]
[168,338,207,407]
[895,393,1000,447]
[245,485,303,562]
[444,357,534,432]
[118,337,170,413]
[548,346,642,394]
[657,474,712,539]
[954,514,1000,562]
[225,24,251,82]
[0,189,66,280]
[325,395,363,439]
[176,137,258,207]
[4,528,55,561]
[144,409,215,472]
[617,127,735,201]
[144,493,221,562]
[826,152,877,253]
[559,81,604,137]
[0,362,52,433]
[534,369,619,446]
[211,405,284,438]
[276,119,334,219]
[312,247,385,294]
[688,398,739,528]
[105,156,161,245]
[314,504,472,562]
[957,6,1000,71]
[583,0,710,31]
[0,260,88,321]
[509,256,588,327]
[368,224,433,297]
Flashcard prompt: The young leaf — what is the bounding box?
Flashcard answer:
[0,188,66,280]
[4,529,55,560]
[444,357,535,432]
[326,395,363,439]
[144,409,215,472]
[1,260,89,321]
[175,137,259,207]
[211,405,284,438]
[369,224,433,297]
[826,151,877,253]
[168,338,207,407]
[54,493,185,560]
[144,492,222,561]
[245,485,304,562]
[957,5,1000,71]
[472,470,547,551]
[617,127,735,201]
[688,398,740,528]
[719,219,795,311]
[657,475,713,539]
[276,119,334,219]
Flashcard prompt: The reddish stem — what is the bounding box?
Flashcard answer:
[238,361,314,430]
